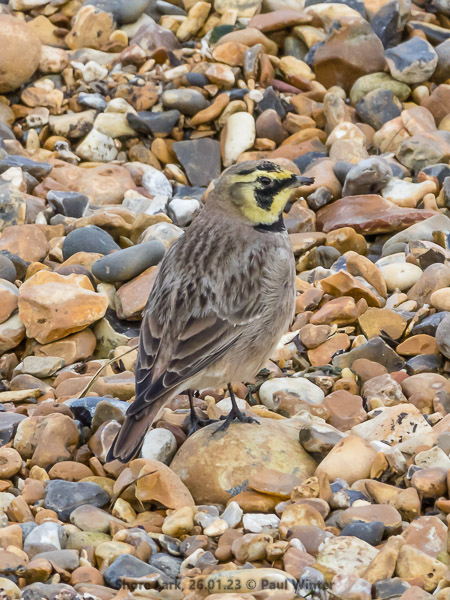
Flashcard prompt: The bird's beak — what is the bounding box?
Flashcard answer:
[288,175,315,187]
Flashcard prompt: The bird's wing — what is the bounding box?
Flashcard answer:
[128,229,269,417]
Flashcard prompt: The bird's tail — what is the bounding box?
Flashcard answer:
[106,400,165,464]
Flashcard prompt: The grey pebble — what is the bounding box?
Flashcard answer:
[104,554,168,589]
[92,240,165,283]
[62,225,120,260]
[47,190,89,218]
[161,89,209,116]
[44,480,110,521]
[84,0,150,23]
[0,254,16,282]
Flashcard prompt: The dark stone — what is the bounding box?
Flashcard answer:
[54,264,96,287]
[370,1,401,48]
[356,89,402,130]
[20,522,38,539]
[330,480,348,493]
[127,109,180,135]
[47,190,89,218]
[340,521,385,545]
[442,176,450,208]
[435,39,450,83]
[64,396,127,426]
[436,313,450,359]
[184,73,209,87]
[256,86,286,118]
[21,583,79,600]
[149,553,182,581]
[306,186,333,210]
[416,248,446,270]
[172,139,221,187]
[156,0,187,15]
[0,254,16,282]
[173,185,206,200]
[342,157,393,196]
[294,152,328,173]
[104,554,168,589]
[23,172,39,194]
[209,24,235,44]
[0,155,52,180]
[196,551,219,570]
[0,413,26,445]
[345,490,370,504]
[373,578,409,600]
[92,240,165,283]
[412,311,450,336]
[284,36,308,60]
[62,226,120,260]
[104,307,141,338]
[333,161,353,185]
[419,163,450,186]
[0,123,15,141]
[84,0,150,23]
[0,251,28,280]
[383,157,409,179]
[228,88,249,101]
[332,336,405,372]
[44,480,110,521]
[161,89,208,116]
[305,246,341,269]
[405,353,443,375]
[330,255,347,271]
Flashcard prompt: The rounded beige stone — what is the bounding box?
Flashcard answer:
[170,418,317,504]
[315,435,377,485]
[0,16,41,93]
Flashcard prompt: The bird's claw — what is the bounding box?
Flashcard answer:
[187,415,218,436]
[213,412,260,434]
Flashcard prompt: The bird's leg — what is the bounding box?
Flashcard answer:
[214,383,259,433]
[187,389,217,435]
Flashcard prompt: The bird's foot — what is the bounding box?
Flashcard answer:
[188,413,218,436]
[213,408,259,434]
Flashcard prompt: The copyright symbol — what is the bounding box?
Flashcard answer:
[246,580,256,590]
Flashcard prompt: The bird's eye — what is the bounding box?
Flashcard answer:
[259,176,271,186]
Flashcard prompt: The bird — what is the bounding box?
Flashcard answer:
[107,159,314,463]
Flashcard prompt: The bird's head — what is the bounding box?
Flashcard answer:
[213,160,314,227]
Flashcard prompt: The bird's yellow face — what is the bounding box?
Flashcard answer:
[224,161,307,226]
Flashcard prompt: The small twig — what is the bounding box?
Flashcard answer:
[78,345,138,399]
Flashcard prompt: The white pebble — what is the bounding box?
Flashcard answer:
[223,112,255,167]
[142,166,173,197]
[140,428,177,464]
[242,513,280,533]
[76,129,117,162]
[379,262,423,292]
[221,501,243,528]
[168,198,201,227]
[259,376,324,410]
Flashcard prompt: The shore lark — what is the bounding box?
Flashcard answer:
[108,160,314,463]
